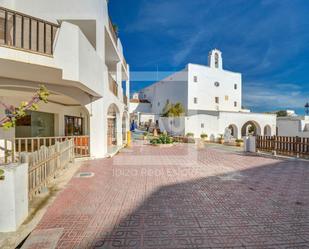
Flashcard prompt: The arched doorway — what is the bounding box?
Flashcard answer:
[122,112,128,143]
[241,121,261,136]
[107,104,120,146]
[264,125,271,136]
[227,124,238,139]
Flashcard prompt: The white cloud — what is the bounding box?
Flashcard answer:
[243,82,309,111]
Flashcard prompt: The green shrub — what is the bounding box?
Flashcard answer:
[143,132,148,136]
[186,132,194,137]
[150,134,173,145]
[236,139,243,143]
[200,133,208,139]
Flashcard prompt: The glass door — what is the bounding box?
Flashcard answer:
[65,116,83,136]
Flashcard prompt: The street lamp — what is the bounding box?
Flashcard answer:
[305,102,309,115]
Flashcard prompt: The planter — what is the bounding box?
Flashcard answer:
[151,143,174,148]
[219,139,224,144]
[236,142,244,147]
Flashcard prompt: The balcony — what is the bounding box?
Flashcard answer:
[107,17,128,75]
[123,95,128,105]
[0,7,59,56]
[109,73,118,97]
[108,17,118,47]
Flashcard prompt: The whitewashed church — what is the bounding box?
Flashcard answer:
[130,49,276,140]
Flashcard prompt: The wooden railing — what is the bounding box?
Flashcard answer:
[256,135,309,158]
[0,135,90,165]
[20,139,74,200]
[109,74,118,97]
[0,6,59,55]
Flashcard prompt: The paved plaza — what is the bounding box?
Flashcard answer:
[22,142,309,249]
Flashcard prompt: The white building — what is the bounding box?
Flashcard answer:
[0,0,130,158]
[134,49,276,140]
[277,116,309,138]
[129,93,154,125]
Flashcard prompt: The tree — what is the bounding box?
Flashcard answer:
[112,23,119,36]
[161,102,185,136]
[276,110,288,117]
[162,102,185,117]
[0,85,49,129]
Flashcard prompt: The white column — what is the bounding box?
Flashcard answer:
[116,112,122,146]
[116,62,123,144]
[126,65,130,96]
[86,98,106,158]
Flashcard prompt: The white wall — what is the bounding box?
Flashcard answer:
[188,63,242,112]
[139,69,188,115]
[185,113,220,140]
[159,117,186,136]
[54,21,104,96]
[218,112,276,138]
[0,163,28,232]
[277,117,309,138]
[182,111,276,140]
[129,102,152,114]
[140,114,157,124]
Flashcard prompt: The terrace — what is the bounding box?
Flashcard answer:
[0,6,59,56]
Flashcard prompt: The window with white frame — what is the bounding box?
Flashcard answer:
[194,76,198,82]
[234,101,237,107]
[234,84,237,90]
[201,123,204,128]
[194,97,198,104]
[215,97,219,104]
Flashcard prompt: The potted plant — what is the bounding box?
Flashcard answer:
[218,134,224,144]
[200,133,208,141]
[143,132,148,140]
[186,132,194,137]
[0,169,5,180]
[235,139,244,147]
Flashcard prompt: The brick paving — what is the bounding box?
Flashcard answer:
[22,142,309,249]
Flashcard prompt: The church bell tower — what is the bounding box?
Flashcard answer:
[208,49,223,70]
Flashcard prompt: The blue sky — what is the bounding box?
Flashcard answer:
[109,0,309,114]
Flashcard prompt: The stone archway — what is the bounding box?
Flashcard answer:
[227,124,238,139]
[264,125,272,136]
[107,104,120,146]
[241,121,261,137]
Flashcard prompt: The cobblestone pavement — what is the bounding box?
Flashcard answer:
[22,142,309,249]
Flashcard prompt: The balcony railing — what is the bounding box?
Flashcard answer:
[109,74,118,97]
[0,7,59,55]
[108,17,118,46]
